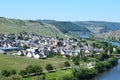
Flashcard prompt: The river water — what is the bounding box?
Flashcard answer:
[93,59,120,80]
[107,41,120,46]
[93,41,120,80]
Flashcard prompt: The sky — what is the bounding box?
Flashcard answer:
[0,0,120,22]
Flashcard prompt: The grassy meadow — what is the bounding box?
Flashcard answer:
[0,54,73,80]
[0,54,71,71]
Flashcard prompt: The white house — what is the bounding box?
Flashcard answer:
[33,52,40,59]
[60,49,65,55]
[26,48,40,59]
[85,50,90,53]
[26,52,33,58]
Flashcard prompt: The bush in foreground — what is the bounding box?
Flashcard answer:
[1,70,10,77]
[45,64,54,72]
[19,70,27,77]
[64,61,70,67]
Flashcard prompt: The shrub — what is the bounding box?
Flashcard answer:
[1,69,10,77]
[74,60,79,66]
[10,69,16,75]
[72,67,97,80]
[34,65,43,74]
[64,61,70,67]
[25,65,35,74]
[45,64,54,72]
[19,70,27,77]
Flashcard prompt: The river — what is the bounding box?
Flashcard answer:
[93,41,120,80]
[109,41,120,46]
[93,59,120,80]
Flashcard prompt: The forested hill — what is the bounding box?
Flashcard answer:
[38,20,91,34]
[74,21,120,41]
[74,21,120,34]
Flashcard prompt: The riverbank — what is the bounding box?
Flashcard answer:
[97,38,120,47]
[69,56,118,80]
[93,59,120,80]
[92,40,120,80]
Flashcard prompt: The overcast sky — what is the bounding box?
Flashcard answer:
[0,0,120,22]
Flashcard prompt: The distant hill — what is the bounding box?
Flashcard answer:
[74,21,120,34]
[96,30,120,41]
[37,19,56,23]
[39,20,91,35]
[73,21,120,41]
[0,17,65,37]
[1,17,120,40]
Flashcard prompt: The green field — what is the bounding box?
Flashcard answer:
[0,54,73,80]
[0,54,71,71]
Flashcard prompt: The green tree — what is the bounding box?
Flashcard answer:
[72,67,97,80]
[64,61,70,67]
[97,52,109,61]
[34,65,43,74]
[19,70,27,77]
[81,55,88,62]
[108,57,118,66]
[94,62,104,73]
[72,67,87,80]
[45,64,54,72]
[25,65,35,74]
[1,69,10,77]
[87,68,97,78]
[74,60,79,66]
[103,61,111,70]
[92,42,98,48]
[115,47,120,54]
[10,69,16,75]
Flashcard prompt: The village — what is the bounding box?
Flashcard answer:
[0,33,105,59]
[0,33,119,80]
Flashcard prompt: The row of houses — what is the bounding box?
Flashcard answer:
[0,33,105,59]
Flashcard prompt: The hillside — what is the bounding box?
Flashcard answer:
[96,30,120,41]
[74,21,120,34]
[1,17,120,40]
[0,17,65,37]
[40,20,91,35]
